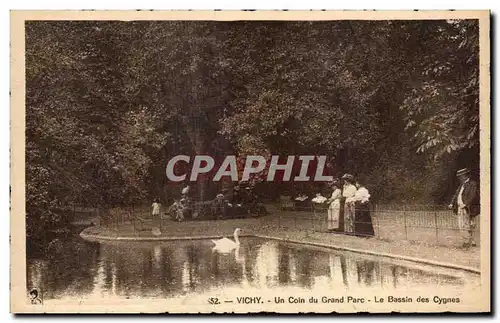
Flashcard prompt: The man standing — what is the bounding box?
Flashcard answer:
[448,168,480,247]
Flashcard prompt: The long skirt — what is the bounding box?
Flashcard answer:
[327,201,340,230]
[344,202,355,233]
[327,200,340,230]
[337,197,346,232]
[354,202,374,237]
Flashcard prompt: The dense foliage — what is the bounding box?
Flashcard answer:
[25,20,480,234]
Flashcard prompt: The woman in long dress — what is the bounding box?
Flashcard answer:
[342,174,357,234]
[327,182,342,231]
[350,179,375,237]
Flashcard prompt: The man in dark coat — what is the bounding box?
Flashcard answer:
[448,168,480,247]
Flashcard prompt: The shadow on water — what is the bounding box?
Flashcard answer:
[26,233,479,302]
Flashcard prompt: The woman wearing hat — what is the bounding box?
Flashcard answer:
[350,178,374,237]
[326,181,342,231]
[342,174,357,234]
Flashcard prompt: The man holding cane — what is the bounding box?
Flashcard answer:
[448,168,480,247]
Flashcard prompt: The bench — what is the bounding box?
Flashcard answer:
[312,202,329,215]
[280,195,295,210]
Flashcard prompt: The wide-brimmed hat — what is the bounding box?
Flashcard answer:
[341,173,354,181]
[456,168,470,176]
[329,180,339,187]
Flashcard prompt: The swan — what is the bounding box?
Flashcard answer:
[234,245,245,264]
[211,228,242,253]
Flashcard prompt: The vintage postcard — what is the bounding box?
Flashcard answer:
[10,10,490,313]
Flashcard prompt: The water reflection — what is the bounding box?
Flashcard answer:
[27,236,479,301]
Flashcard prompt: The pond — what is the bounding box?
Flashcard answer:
[27,234,480,305]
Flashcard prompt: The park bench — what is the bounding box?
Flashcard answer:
[312,202,329,216]
[193,200,216,219]
[279,195,295,210]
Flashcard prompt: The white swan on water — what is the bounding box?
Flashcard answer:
[211,228,242,253]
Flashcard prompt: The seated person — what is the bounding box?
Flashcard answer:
[244,187,268,217]
[212,189,234,219]
[312,193,328,204]
[295,194,309,202]
[211,193,226,219]
[180,196,194,218]
[232,186,246,218]
[294,193,310,210]
[167,199,184,221]
[167,197,193,221]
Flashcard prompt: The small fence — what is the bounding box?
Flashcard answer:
[68,206,100,226]
[274,203,480,247]
[84,201,479,247]
[96,202,248,233]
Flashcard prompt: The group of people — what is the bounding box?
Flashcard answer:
[150,185,191,222]
[153,184,267,222]
[316,167,480,245]
[316,173,375,237]
[164,185,195,221]
[211,184,268,219]
[151,168,479,246]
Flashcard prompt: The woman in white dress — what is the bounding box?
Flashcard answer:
[327,182,342,231]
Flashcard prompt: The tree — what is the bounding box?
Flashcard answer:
[25,19,480,236]
[398,20,479,158]
[25,21,163,234]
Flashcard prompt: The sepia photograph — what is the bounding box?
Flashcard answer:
[10,10,490,313]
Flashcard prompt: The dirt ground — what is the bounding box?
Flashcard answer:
[271,208,481,247]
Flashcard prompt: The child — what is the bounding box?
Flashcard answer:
[151,198,161,221]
